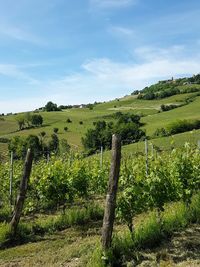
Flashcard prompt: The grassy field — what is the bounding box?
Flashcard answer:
[0,90,200,156]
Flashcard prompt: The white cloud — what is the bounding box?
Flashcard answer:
[90,0,138,9]
[1,45,200,114]
[38,49,200,107]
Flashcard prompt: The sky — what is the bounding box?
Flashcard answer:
[0,0,200,113]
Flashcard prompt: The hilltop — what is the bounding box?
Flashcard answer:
[0,74,200,157]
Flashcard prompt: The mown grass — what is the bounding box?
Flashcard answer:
[87,193,200,267]
[0,204,103,248]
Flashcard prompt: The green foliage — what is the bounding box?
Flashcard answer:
[15,115,25,130]
[160,104,179,112]
[153,119,200,137]
[44,101,61,112]
[167,119,200,135]
[82,114,145,154]
[48,133,59,154]
[9,135,42,159]
[31,114,43,127]
[53,127,59,134]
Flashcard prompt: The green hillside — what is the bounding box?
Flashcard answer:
[1,77,200,158]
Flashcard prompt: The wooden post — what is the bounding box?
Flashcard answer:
[10,149,33,235]
[102,134,121,251]
[151,143,154,157]
[47,152,50,163]
[9,151,14,206]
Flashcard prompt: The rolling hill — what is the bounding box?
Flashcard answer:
[1,76,200,158]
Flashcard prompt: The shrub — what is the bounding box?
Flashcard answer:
[53,128,59,134]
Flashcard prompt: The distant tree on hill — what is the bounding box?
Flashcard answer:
[16,115,25,130]
[24,112,32,127]
[82,114,145,155]
[31,114,43,127]
[64,127,68,132]
[53,127,59,134]
[44,101,61,112]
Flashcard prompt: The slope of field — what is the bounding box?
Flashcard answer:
[0,90,199,155]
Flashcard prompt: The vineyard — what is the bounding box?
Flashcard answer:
[0,141,200,266]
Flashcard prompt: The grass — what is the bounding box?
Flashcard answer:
[1,90,200,158]
[87,193,200,267]
[0,195,199,266]
[0,204,104,248]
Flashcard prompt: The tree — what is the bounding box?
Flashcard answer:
[16,115,25,130]
[44,101,61,112]
[48,134,59,153]
[64,127,68,132]
[53,127,59,134]
[66,118,72,123]
[82,116,145,155]
[31,114,43,127]
[24,112,32,127]
[26,135,42,158]
[8,136,27,159]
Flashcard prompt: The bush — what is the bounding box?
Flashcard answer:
[31,114,43,127]
[53,128,59,134]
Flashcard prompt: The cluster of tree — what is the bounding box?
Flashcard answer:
[153,119,200,138]
[0,137,9,143]
[16,113,43,130]
[188,74,200,84]
[44,101,62,112]
[138,87,180,100]
[82,113,145,155]
[58,105,73,109]
[160,104,179,112]
[135,74,200,101]
[8,132,70,159]
[131,90,139,95]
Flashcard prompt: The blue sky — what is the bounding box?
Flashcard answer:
[0,0,200,113]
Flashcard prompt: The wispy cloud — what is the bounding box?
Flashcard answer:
[38,46,200,106]
[0,64,39,84]
[0,22,45,45]
[108,26,135,36]
[90,0,138,9]
[1,45,200,114]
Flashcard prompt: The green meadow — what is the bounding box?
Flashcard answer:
[0,90,200,157]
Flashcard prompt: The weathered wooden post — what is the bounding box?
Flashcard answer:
[10,149,33,235]
[102,134,121,251]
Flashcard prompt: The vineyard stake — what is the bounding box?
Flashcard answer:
[9,151,14,206]
[102,134,121,251]
[10,149,33,235]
